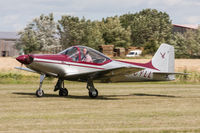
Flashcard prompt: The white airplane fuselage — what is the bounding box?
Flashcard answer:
[26,56,173,82]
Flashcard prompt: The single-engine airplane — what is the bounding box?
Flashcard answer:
[15,43,184,98]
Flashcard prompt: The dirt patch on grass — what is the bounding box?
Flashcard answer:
[0,57,21,71]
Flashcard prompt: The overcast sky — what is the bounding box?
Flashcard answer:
[0,0,200,32]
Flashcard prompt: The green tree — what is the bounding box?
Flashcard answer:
[120,9,172,51]
[16,25,40,53]
[81,20,104,49]
[101,17,131,48]
[143,38,159,55]
[58,16,104,49]
[119,13,135,29]
[185,29,200,58]
[16,13,59,53]
[171,28,200,58]
[195,28,200,57]
[58,16,84,48]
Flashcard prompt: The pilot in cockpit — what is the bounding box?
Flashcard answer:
[82,48,93,62]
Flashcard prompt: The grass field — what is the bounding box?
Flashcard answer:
[0,57,200,132]
[1,82,200,133]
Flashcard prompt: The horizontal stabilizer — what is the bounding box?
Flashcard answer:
[15,67,37,73]
[152,72,189,81]
[153,72,189,75]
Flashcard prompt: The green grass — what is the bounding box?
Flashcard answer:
[0,71,199,84]
[0,82,200,132]
[0,72,54,84]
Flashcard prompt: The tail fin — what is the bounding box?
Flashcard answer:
[152,43,174,72]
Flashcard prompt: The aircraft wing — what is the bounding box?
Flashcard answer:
[101,67,143,77]
[15,67,63,77]
[15,67,38,73]
[95,66,143,82]
[65,66,144,82]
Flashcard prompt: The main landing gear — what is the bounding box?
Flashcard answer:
[35,75,98,98]
[87,78,98,98]
[54,78,68,96]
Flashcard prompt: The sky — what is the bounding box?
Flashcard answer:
[0,0,200,32]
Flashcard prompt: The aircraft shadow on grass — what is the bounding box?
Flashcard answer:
[133,93,178,98]
[12,92,178,100]
[12,92,119,100]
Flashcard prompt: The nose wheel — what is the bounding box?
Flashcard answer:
[36,89,44,97]
[36,74,45,97]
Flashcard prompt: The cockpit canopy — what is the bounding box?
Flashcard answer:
[59,45,111,64]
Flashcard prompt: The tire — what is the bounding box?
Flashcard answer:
[36,89,44,97]
[89,89,98,98]
[59,88,68,96]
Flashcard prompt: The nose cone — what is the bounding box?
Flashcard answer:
[16,55,33,65]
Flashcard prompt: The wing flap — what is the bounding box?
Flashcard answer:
[103,67,143,77]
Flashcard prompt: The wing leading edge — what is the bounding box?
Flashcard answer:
[15,67,37,73]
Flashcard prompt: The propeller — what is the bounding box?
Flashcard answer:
[16,55,34,65]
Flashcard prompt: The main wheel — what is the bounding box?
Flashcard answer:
[89,89,98,98]
[36,89,44,97]
[59,88,68,96]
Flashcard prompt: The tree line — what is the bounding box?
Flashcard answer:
[16,8,200,58]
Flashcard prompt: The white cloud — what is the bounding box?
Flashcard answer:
[2,15,20,24]
[164,0,183,6]
[0,0,200,31]
[13,23,26,31]
[185,16,200,24]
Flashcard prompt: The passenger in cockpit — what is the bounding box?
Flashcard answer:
[82,48,92,62]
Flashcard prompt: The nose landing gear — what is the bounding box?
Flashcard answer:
[36,74,45,97]
[54,78,68,97]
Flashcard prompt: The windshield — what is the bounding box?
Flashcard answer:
[129,52,135,55]
[59,47,79,61]
[60,45,110,63]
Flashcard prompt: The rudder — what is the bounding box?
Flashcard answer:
[151,43,174,72]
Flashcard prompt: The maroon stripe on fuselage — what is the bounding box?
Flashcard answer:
[32,54,112,66]
[33,54,67,60]
[115,60,159,71]
[34,60,105,70]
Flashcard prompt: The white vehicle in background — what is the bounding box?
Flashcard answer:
[126,50,142,57]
